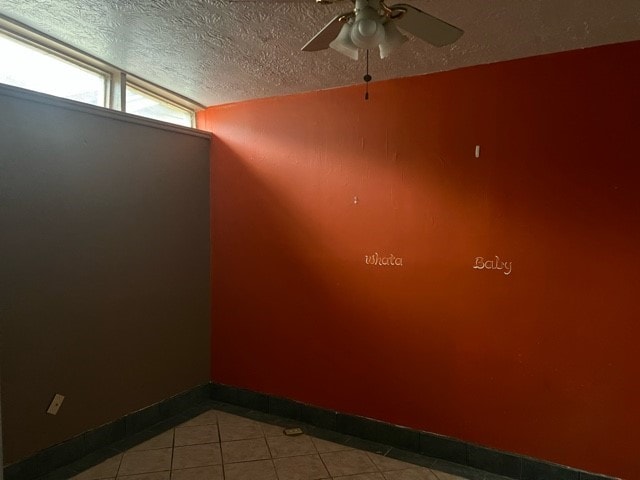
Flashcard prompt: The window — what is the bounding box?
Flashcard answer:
[126,84,194,128]
[0,20,200,128]
[0,31,107,107]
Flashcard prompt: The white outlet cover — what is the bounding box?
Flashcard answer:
[47,394,65,415]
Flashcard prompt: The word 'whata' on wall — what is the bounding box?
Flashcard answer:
[365,253,403,266]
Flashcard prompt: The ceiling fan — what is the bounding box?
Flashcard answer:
[302,0,463,60]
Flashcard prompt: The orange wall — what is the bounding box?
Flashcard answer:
[198,41,640,479]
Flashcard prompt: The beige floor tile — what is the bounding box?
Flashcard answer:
[179,410,219,427]
[367,453,417,472]
[71,409,473,480]
[260,422,287,437]
[273,454,329,480]
[172,443,222,469]
[221,437,271,463]
[170,465,224,480]
[174,424,219,446]
[311,437,351,453]
[129,430,175,452]
[216,412,251,424]
[267,435,317,458]
[218,418,264,441]
[333,474,385,480]
[430,471,468,480]
[70,454,122,479]
[78,477,114,480]
[118,449,172,476]
[224,459,278,480]
[321,450,378,477]
[117,473,170,479]
[382,468,440,480]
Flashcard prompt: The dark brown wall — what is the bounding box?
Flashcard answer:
[0,86,211,464]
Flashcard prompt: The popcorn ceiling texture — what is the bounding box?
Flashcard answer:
[0,0,639,106]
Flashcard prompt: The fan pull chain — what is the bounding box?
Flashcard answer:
[364,49,372,100]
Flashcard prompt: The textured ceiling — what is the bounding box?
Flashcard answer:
[0,0,639,107]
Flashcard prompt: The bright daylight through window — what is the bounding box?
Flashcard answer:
[0,31,107,107]
[126,84,194,128]
[0,26,198,128]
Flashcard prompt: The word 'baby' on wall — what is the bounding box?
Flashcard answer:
[473,256,512,275]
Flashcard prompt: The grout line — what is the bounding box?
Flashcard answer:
[168,427,176,477]
[115,448,125,478]
[365,450,385,473]
[214,410,225,480]
[216,410,222,444]
[317,450,333,479]
[218,409,228,479]
[272,457,282,480]
[263,430,282,480]
[264,429,276,460]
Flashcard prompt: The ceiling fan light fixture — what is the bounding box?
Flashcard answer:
[379,19,408,58]
[350,6,385,49]
[329,22,359,60]
[303,0,464,63]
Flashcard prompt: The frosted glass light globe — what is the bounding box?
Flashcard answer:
[358,19,377,37]
[350,7,385,49]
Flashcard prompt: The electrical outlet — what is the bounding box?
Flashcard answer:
[46,394,65,415]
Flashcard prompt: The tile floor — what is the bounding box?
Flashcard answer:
[66,406,477,480]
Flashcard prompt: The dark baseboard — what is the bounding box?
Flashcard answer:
[3,383,211,480]
[3,382,616,480]
[210,382,617,480]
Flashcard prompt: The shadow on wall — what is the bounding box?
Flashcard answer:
[0,88,211,465]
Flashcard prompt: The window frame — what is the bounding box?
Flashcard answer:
[0,29,111,108]
[126,79,197,128]
[0,14,202,127]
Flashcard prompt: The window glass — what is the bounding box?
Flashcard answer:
[0,31,107,107]
[126,85,194,127]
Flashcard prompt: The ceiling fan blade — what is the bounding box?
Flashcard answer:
[301,13,351,51]
[391,4,463,47]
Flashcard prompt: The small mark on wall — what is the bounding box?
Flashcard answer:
[473,256,512,275]
[365,253,403,266]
